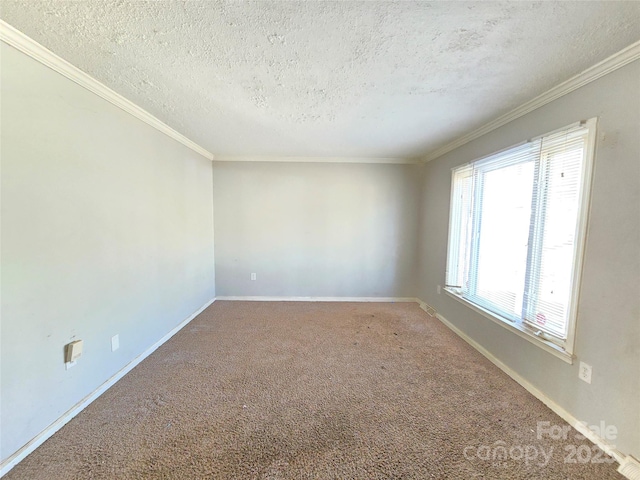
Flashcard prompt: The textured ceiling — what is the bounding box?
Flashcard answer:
[2,1,639,159]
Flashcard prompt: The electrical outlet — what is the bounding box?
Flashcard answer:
[437,285,442,294]
[251,273,256,281]
[579,361,592,384]
[111,334,120,352]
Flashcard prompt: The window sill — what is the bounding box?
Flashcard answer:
[443,288,574,364]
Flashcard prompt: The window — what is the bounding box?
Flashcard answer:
[445,119,596,360]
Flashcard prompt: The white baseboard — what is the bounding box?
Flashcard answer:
[7,296,635,478]
[0,297,216,477]
[426,304,637,477]
[215,296,419,303]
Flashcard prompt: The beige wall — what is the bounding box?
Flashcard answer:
[416,59,640,458]
[213,161,420,298]
[0,43,215,463]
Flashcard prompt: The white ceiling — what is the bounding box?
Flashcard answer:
[2,1,639,159]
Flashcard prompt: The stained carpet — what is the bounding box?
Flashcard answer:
[6,301,623,479]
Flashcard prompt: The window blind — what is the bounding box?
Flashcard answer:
[446,121,593,349]
[523,127,588,339]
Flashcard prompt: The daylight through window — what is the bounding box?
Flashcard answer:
[445,119,596,357]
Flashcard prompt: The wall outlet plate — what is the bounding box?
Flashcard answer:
[579,361,592,384]
[250,273,256,281]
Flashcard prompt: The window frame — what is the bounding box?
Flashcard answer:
[444,118,598,363]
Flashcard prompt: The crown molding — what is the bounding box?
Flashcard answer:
[421,40,640,163]
[0,20,214,161]
[214,155,418,164]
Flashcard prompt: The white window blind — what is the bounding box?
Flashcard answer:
[445,120,596,354]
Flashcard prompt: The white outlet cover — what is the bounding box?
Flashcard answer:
[251,273,256,281]
[437,285,441,294]
[579,361,592,384]
[111,334,120,352]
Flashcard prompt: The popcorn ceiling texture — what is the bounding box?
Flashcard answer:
[1,1,639,158]
[4,302,624,479]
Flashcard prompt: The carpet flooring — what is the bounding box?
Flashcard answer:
[6,301,623,479]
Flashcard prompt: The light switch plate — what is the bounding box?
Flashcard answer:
[111,334,119,352]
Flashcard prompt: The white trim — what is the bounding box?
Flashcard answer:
[441,119,599,364]
[0,297,216,477]
[0,20,214,161]
[444,288,573,364]
[4,296,636,478]
[421,40,640,163]
[432,309,627,468]
[215,296,418,302]
[564,117,598,355]
[213,156,417,165]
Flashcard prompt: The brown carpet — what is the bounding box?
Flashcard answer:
[7,301,623,479]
